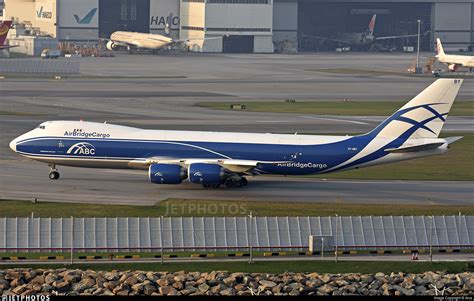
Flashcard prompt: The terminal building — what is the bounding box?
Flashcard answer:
[2,0,473,53]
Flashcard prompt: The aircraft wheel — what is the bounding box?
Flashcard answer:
[202,183,211,188]
[240,177,248,187]
[225,178,234,188]
[233,180,242,188]
[49,171,60,180]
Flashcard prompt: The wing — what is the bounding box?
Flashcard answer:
[375,34,419,41]
[134,157,290,174]
[375,31,429,41]
[174,36,228,43]
[300,34,351,45]
[0,45,18,50]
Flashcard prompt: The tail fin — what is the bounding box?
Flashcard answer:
[0,21,12,46]
[367,15,376,36]
[436,38,445,56]
[367,79,463,139]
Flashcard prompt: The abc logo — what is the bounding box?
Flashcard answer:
[66,142,96,155]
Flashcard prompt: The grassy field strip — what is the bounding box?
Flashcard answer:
[0,261,471,274]
[1,199,473,217]
[197,101,473,116]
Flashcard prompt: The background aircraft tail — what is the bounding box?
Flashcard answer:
[367,15,376,36]
[436,38,445,57]
[0,21,12,46]
[367,79,463,139]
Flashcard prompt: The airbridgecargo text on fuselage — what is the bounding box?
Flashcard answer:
[64,129,110,139]
[277,162,328,169]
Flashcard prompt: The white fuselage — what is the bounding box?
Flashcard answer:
[437,53,474,69]
[110,31,174,49]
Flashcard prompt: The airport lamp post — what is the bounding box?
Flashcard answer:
[70,216,74,265]
[429,215,433,263]
[416,19,422,73]
[160,216,164,266]
[248,212,253,264]
[334,214,338,263]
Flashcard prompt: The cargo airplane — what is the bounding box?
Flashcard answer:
[303,14,422,50]
[0,21,17,50]
[9,79,463,188]
[436,38,474,72]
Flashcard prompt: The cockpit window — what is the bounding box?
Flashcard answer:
[36,125,46,129]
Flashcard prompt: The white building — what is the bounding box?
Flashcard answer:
[3,0,474,53]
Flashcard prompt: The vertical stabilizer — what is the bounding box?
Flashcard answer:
[0,21,12,46]
[367,15,376,36]
[367,79,463,139]
[436,38,445,57]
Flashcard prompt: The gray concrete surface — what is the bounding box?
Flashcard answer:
[0,162,472,205]
[0,53,472,206]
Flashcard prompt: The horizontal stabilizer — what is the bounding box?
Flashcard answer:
[444,136,463,144]
[385,142,444,153]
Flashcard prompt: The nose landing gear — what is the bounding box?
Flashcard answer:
[48,165,60,180]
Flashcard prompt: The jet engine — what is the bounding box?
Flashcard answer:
[106,41,116,51]
[448,64,459,72]
[188,163,225,185]
[149,163,187,184]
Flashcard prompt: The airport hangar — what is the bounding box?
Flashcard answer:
[2,0,474,53]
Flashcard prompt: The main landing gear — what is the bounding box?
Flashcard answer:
[48,165,60,180]
[224,177,248,188]
[201,177,248,189]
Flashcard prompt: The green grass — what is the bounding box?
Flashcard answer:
[1,199,473,217]
[197,100,474,116]
[0,261,471,274]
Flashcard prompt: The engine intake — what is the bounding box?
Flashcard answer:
[188,163,225,185]
[106,41,116,51]
[149,163,187,184]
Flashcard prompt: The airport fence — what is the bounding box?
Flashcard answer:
[0,59,80,74]
[0,216,472,254]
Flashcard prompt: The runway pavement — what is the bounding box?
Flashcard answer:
[1,161,472,205]
[0,53,472,207]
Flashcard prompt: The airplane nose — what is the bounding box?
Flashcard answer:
[9,138,17,152]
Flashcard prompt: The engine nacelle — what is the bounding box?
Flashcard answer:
[188,163,225,185]
[448,64,459,72]
[149,163,187,184]
[106,41,116,51]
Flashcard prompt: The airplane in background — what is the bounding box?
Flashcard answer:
[436,38,474,72]
[303,14,423,50]
[0,21,17,50]
[104,13,223,53]
[10,79,463,188]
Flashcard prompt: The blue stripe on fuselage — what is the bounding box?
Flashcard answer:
[16,136,372,175]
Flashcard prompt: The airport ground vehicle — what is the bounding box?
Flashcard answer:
[41,49,61,59]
